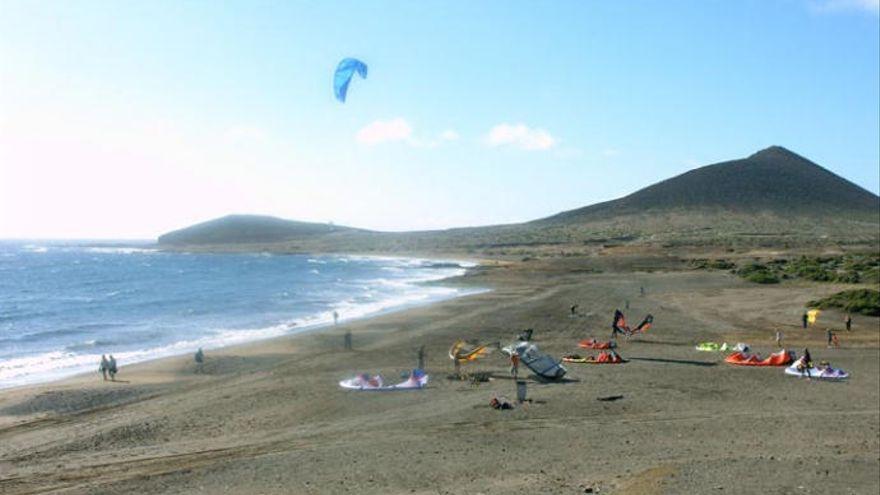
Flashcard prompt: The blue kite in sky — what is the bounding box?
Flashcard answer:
[333,58,368,103]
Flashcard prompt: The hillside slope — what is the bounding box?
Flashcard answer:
[158,215,361,246]
[542,146,879,224]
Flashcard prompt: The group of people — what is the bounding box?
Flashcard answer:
[98,348,208,381]
[98,354,118,381]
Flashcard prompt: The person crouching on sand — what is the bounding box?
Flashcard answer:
[99,354,109,381]
[108,355,118,381]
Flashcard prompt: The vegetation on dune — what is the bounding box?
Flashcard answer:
[736,263,781,284]
[808,289,880,316]
[694,253,879,286]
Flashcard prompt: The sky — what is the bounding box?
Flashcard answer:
[1,0,878,239]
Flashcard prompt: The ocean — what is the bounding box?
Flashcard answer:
[0,241,479,389]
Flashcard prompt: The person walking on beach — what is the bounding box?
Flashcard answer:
[99,354,109,381]
[343,329,352,351]
[194,347,205,373]
[801,312,808,329]
[845,314,852,332]
[108,355,118,381]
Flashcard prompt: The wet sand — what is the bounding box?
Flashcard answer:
[1,257,878,494]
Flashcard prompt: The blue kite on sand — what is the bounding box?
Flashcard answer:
[333,58,368,103]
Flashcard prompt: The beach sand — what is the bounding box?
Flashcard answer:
[1,256,878,494]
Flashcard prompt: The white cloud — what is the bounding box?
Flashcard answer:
[439,129,460,141]
[355,118,413,145]
[601,148,620,157]
[811,0,879,15]
[486,123,557,151]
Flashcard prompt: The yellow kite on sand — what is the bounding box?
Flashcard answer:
[807,309,821,325]
[448,340,493,362]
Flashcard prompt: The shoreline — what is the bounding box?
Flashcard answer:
[0,251,488,392]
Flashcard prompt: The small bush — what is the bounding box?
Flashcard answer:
[738,263,780,284]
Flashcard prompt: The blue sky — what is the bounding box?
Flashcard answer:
[1,0,878,238]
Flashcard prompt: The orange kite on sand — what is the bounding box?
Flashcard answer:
[724,349,794,367]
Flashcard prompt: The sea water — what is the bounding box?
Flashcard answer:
[0,241,479,389]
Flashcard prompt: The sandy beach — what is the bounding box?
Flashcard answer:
[1,255,878,494]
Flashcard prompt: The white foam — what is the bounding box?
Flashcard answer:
[0,255,484,389]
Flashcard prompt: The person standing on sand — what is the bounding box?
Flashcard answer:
[509,352,520,379]
[570,304,579,317]
[775,329,783,348]
[99,354,109,381]
[640,286,645,296]
[417,345,426,370]
[800,348,813,379]
[194,347,205,373]
[108,355,118,381]
[845,314,852,332]
[802,312,808,329]
[333,310,339,326]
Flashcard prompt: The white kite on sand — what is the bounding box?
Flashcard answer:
[339,369,428,391]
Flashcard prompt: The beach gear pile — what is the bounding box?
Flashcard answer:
[724,349,794,367]
[562,351,627,364]
[502,341,567,379]
[339,369,428,391]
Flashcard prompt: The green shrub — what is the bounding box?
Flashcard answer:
[744,271,780,284]
[738,263,780,284]
[808,289,880,316]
